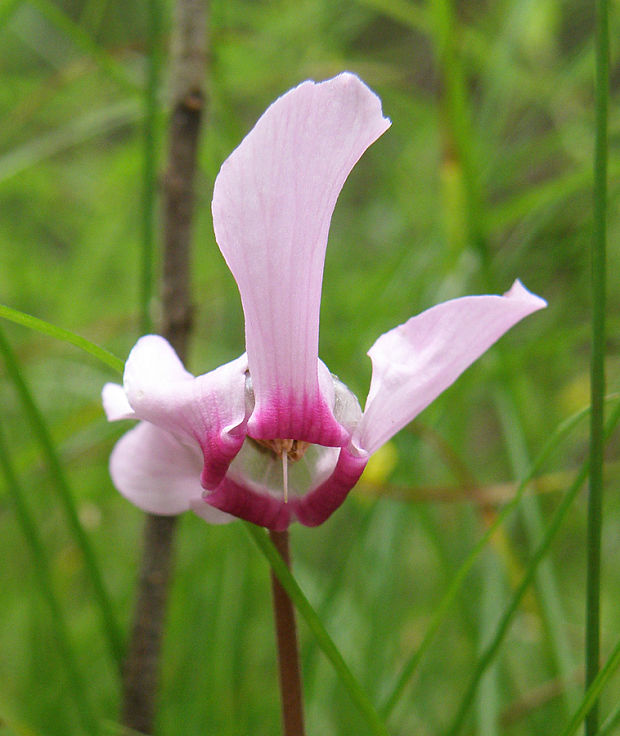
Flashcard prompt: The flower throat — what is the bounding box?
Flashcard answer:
[250,438,311,502]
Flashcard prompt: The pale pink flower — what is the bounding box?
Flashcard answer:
[103,73,546,530]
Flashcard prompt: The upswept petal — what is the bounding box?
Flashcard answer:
[212,72,390,445]
[110,422,232,522]
[102,382,136,421]
[122,335,249,489]
[356,280,547,455]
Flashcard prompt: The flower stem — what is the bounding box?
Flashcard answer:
[269,529,306,736]
[121,0,208,731]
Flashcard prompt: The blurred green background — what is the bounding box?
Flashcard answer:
[0,0,619,734]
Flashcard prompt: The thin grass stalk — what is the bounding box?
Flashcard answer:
[0,304,124,374]
[0,419,99,735]
[302,502,379,700]
[585,0,609,733]
[246,524,390,736]
[494,386,577,715]
[430,0,489,276]
[445,400,620,736]
[121,0,208,731]
[27,0,137,94]
[269,530,306,736]
[599,699,620,736]
[0,326,124,669]
[0,100,142,184]
[476,553,503,736]
[140,0,162,336]
[380,396,620,719]
[560,635,620,736]
[431,0,578,714]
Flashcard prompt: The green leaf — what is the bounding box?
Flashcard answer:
[381,394,620,719]
[0,327,125,670]
[0,420,100,735]
[559,635,620,736]
[0,304,124,375]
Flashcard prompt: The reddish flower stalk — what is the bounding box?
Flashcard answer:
[270,530,306,736]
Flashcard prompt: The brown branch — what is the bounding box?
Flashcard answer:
[269,530,306,736]
[121,514,178,733]
[121,0,208,732]
[160,0,207,357]
[356,467,609,506]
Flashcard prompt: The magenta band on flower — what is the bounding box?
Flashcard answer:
[292,447,368,527]
[202,476,292,531]
[246,388,349,447]
[201,445,367,529]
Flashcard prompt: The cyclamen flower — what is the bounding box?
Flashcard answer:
[103,73,546,530]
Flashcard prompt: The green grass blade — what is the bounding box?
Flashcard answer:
[494,387,577,715]
[380,395,620,719]
[0,304,124,374]
[599,699,620,736]
[0,419,99,735]
[585,0,609,733]
[26,0,138,94]
[0,327,125,669]
[245,523,390,736]
[476,554,503,736]
[0,100,141,184]
[560,636,620,736]
[429,0,489,275]
[445,400,620,736]
[355,0,430,33]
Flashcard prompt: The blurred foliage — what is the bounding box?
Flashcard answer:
[0,0,619,734]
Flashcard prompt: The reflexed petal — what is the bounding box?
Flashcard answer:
[212,73,390,444]
[122,335,249,488]
[202,437,341,529]
[102,383,136,421]
[199,477,292,531]
[109,422,232,522]
[202,446,367,531]
[201,372,365,528]
[292,446,368,527]
[356,281,547,454]
[123,335,193,406]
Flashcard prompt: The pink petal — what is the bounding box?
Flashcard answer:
[198,476,292,531]
[212,73,390,445]
[203,445,367,530]
[201,437,342,529]
[109,422,232,522]
[356,280,547,454]
[122,335,249,488]
[102,382,136,421]
[292,446,368,527]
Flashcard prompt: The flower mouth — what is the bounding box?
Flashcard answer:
[247,438,312,502]
[225,435,341,503]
